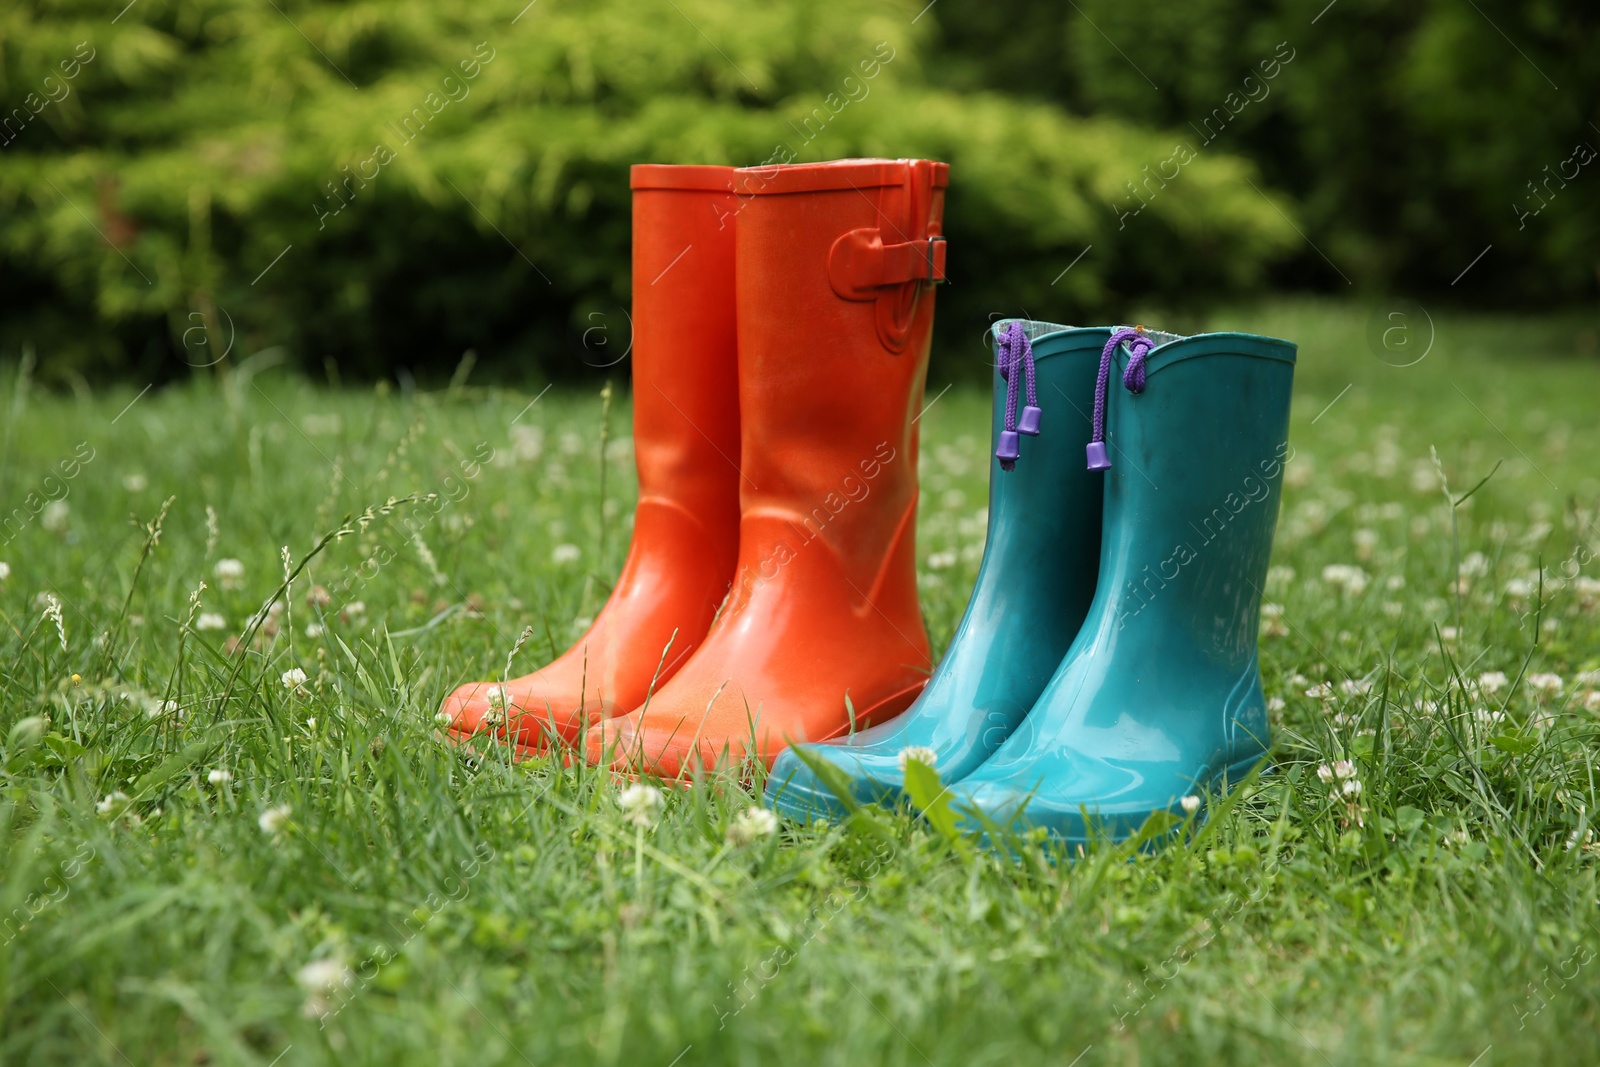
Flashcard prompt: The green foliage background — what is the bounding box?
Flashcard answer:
[933,0,1600,298]
[0,0,1594,383]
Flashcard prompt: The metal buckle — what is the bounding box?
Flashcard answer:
[925,236,947,284]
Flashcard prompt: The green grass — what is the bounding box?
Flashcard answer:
[2,300,1598,1066]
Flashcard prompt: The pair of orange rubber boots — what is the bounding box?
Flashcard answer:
[441,158,950,778]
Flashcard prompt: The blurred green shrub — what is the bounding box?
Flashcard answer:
[0,0,1298,383]
[931,0,1600,303]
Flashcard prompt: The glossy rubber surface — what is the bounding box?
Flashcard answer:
[587,158,947,777]
[764,322,1109,819]
[952,329,1296,844]
[441,166,742,752]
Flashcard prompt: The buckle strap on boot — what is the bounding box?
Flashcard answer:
[828,231,947,296]
[825,158,946,354]
[1088,327,1153,471]
[994,321,1041,471]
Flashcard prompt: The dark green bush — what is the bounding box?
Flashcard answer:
[0,0,1298,383]
[930,0,1600,302]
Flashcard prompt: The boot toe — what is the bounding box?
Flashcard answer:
[953,760,1202,847]
[586,715,693,775]
[765,744,918,821]
[439,682,499,738]
[764,748,847,821]
[440,681,602,755]
[951,778,1111,847]
[587,712,756,779]
[583,716,636,768]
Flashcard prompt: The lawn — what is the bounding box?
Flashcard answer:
[2,300,1598,1066]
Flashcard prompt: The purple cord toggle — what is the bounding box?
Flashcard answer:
[995,321,1041,471]
[1089,327,1155,470]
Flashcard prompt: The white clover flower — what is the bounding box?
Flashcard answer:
[485,685,512,711]
[1180,795,1201,814]
[551,544,581,566]
[281,667,309,693]
[1332,760,1356,780]
[0,561,10,581]
[1341,778,1363,798]
[1260,602,1288,637]
[1316,764,1335,784]
[1439,626,1459,642]
[1385,574,1406,591]
[1267,696,1286,713]
[213,558,245,589]
[1527,673,1564,696]
[258,804,292,834]
[617,783,664,828]
[207,768,233,785]
[145,698,181,720]
[926,550,958,570]
[304,623,324,638]
[726,806,779,846]
[345,600,366,616]
[433,710,454,728]
[1339,679,1373,696]
[296,957,350,993]
[896,745,939,772]
[1477,671,1509,693]
[1321,564,1369,596]
[96,791,130,817]
[122,473,148,492]
[41,500,70,533]
[1305,682,1334,700]
[511,424,544,463]
[1353,528,1379,559]
[196,612,227,631]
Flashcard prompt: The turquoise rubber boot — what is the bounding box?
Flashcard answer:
[951,326,1296,846]
[764,321,1108,820]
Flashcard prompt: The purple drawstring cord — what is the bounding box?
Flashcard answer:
[994,322,1041,471]
[1088,327,1154,470]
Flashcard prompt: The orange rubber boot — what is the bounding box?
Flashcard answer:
[441,165,742,753]
[587,158,948,777]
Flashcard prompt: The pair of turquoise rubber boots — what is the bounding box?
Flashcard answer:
[763,320,1296,845]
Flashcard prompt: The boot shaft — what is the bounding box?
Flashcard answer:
[1094,330,1297,664]
[627,165,741,517]
[915,321,1111,754]
[974,320,1108,654]
[728,158,947,583]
